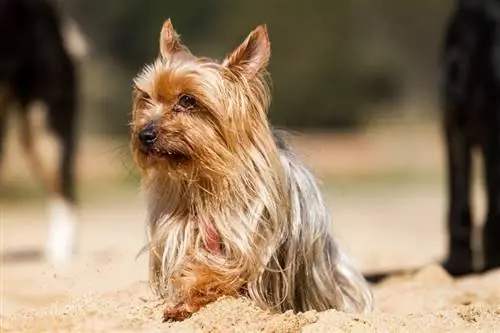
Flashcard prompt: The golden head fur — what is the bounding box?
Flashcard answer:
[130,19,374,321]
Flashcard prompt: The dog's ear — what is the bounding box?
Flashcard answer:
[222,24,270,77]
[159,19,189,58]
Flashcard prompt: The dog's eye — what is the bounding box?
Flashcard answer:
[135,89,151,105]
[178,94,197,108]
[140,91,151,102]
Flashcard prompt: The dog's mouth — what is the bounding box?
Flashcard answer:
[160,150,189,162]
[140,146,190,162]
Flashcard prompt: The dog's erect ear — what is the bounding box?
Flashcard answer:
[159,19,188,58]
[222,24,270,77]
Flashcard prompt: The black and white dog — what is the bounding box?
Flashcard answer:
[0,0,86,263]
[440,0,500,276]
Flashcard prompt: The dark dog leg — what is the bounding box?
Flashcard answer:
[18,96,78,264]
[442,116,474,276]
[45,94,78,264]
[0,108,8,173]
[0,88,11,172]
[481,124,500,271]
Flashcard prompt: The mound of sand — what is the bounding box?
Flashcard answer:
[3,265,500,333]
[2,179,499,332]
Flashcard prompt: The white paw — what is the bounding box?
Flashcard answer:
[45,197,79,264]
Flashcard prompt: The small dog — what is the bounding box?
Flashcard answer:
[0,0,80,263]
[440,0,500,276]
[130,19,374,321]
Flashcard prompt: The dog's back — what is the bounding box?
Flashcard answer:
[0,0,76,108]
[271,129,374,313]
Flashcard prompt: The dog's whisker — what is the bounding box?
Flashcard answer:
[101,144,129,156]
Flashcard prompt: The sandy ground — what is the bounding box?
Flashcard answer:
[1,128,500,332]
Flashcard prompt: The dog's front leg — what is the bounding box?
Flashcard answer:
[163,266,244,322]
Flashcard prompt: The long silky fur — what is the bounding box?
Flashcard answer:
[132,20,374,316]
[272,132,373,312]
[142,129,373,313]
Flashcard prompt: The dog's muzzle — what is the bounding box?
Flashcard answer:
[138,124,158,151]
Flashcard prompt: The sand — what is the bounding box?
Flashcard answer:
[2,129,500,333]
[3,265,500,333]
[2,190,500,333]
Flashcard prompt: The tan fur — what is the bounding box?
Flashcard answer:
[0,89,62,195]
[131,19,373,321]
[19,104,63,195]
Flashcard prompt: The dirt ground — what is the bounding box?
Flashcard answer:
[1,126,500,332]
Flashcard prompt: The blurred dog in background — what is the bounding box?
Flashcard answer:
[0,0,87,263]
[440,0,500,276]
[361,0,500,284]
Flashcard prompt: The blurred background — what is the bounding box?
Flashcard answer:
[3,0,486,314]
[64,0,452,134]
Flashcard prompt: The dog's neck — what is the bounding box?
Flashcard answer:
[142,140,287,255]
[143,174,225,254]
[144,133,284,212]
[143,172,233,217]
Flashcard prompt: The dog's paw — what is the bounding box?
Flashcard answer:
[45,197,78,264]
[162,305,194,322]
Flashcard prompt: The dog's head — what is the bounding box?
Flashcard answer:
[130,19,273,181]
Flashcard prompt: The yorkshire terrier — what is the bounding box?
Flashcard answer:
[130,19,374,321]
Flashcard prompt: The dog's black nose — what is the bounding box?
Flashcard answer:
[139,126,158,147]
